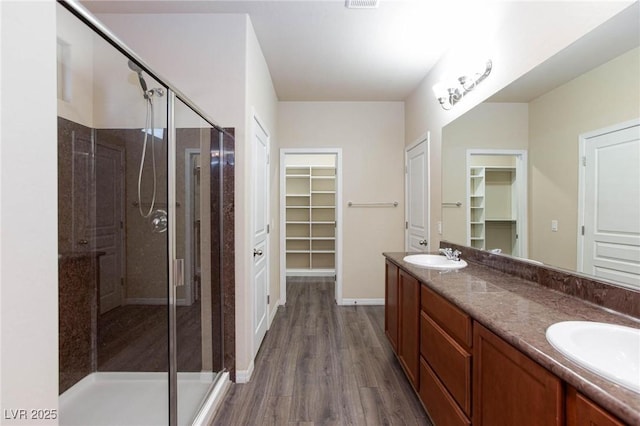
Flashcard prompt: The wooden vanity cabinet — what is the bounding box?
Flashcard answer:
[384,260,631,426]
[566,386,625,426]
[398,268,420,389]
[473,323,563,426]
[384,260,399,352]
[384,260,419,390]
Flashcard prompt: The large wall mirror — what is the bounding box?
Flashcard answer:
[441,2,640,290]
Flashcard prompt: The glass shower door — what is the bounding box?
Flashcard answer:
[170,97,222,425]
[57,3,171,425]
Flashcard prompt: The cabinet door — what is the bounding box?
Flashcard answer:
[473,323,562,426]
[566,386,624,426]
[385,260,399,351]
[399,269,420,389]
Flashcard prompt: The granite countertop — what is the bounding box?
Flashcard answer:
[383,252,640,425]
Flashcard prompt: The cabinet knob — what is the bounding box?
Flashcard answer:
[78,239,89,245]
[419,240,428,246]
[253,248,263,257]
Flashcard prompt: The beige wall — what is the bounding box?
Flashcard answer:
[278,102,405,300]
[441,103,528,246]
[57,5,95,128]
[528,47,640,269]
[405,1,631,251]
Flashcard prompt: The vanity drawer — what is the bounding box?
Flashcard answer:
[421,284,472,348]
[420,356,471,426]
[421,311,472,416]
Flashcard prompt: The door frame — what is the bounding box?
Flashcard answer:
[577,118,640,272]
[279,148,343,305]
[465,149,528,257]
[404,133,430,252]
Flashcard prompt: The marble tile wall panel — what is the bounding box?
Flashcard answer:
[58,253,98,394]
[221,128,236,381]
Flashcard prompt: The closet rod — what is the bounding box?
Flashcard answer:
[347,201,398,207]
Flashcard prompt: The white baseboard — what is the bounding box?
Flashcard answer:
[268,300,280,327]
[125,298,190,306]
[286,269,335,277]
[192,372,231,426]
[340,298,384,306]
[235,360,254,384]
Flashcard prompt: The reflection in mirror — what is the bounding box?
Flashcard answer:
[441,3,640,289]
[467,152,526,257]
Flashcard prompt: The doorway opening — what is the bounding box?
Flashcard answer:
[466,149,527,257]
[280,149,343,305]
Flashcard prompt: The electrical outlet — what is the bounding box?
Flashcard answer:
[551,220,558,232]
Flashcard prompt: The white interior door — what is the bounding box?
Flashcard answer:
[580,121,640,288]
[252,115,270,357]
[405,136,429,252]
[94,143,124,314]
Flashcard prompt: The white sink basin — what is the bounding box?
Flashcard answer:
[546,321,640,393]
[403,254,467,270]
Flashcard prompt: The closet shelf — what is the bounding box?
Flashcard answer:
[286,163,337,274]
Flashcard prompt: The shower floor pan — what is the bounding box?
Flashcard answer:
[60,372,217,426]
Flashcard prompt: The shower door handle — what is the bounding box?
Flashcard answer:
[173,259,185,287]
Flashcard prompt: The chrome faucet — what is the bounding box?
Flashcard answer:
[439,248,462,261]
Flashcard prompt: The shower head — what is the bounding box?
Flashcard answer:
[127,59,142,73]
[128,60,148,98]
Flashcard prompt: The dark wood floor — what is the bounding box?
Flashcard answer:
[98,300,202,372]
[212,277,432,425]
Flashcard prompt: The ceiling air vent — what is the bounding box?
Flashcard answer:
[345,0,380,9]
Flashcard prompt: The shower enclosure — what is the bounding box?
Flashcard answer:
[56,2,233,425]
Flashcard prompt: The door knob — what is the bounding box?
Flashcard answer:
[78,239,89,245]
[253,249,263,257]
[419,240,428,246]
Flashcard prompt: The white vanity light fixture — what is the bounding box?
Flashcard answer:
[433,60,493,110]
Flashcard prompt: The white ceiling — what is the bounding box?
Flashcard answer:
[81,0,502,101]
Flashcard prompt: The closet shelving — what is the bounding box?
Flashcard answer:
[469,167,486,249]
[468,166,517,253]
[285,165,336,275]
